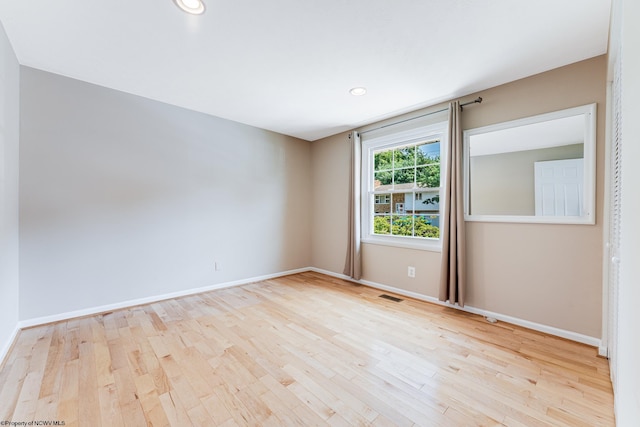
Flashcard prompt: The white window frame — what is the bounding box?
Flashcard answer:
[361,121,447,252]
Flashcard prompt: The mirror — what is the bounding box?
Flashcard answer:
[463,104,596,224]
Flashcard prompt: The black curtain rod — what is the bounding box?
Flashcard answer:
[359,97,483,136]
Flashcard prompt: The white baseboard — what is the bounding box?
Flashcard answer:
[598,346,608,358]
[15,266,603,351]
[0,325,20,368]
[308,267,602,348]
[18,267,310,329]
[308,267,356,283]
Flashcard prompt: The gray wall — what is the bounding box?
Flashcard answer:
[19,67,312,320]
[0,22,20,358]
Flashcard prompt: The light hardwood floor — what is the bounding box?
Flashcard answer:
[0,272,614,426]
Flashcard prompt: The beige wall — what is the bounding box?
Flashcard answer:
[311,55,606,339]
[470,144,583,216]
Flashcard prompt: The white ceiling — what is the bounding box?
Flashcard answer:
[0,0,611,141]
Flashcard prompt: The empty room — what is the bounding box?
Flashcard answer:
[0,0,638,426]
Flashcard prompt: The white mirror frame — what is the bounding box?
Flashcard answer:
[463,103,596,225]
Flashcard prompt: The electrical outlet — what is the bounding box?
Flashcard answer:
[408,266,415,278]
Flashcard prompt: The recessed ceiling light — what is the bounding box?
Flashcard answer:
[173,0,206,15]
[350,87,367,96]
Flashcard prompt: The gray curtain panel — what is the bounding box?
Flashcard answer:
[343,131,362,280]
[439,101,466,306]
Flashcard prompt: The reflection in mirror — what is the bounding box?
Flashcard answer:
[463,104,596,224]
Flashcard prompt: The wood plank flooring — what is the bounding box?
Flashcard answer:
[0,272,614,426]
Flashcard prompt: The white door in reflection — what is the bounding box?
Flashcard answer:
[534,158,584,216]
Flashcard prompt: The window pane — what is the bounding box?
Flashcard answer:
[391,215,414,236]
[373,215,391,235]
[393,146,415,168]
[374,194,391,214]
[415,191,440,211]
[416,164,440,188]
[412,192,421,212]
[394,168,415,186]
[391,193,405,214]
[396,191,413,213]
[374,150,393,171]
[414,214,440,238]
[416,141,440,165]
[374,171,392,189]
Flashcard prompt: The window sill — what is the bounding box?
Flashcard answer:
[361,236,442,252]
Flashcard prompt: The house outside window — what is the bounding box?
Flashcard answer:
[361,121,446,251]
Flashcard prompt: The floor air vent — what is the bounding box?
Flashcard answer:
[379,294,403,302]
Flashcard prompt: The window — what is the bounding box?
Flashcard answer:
[361,121,446,251]
[375,194,390,204]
